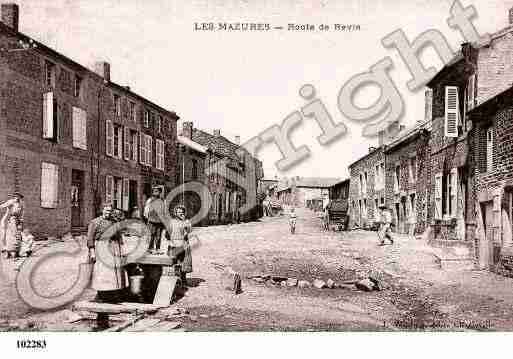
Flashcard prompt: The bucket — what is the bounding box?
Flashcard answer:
[129,275,144,296]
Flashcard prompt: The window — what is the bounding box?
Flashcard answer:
[434,173,442,219]
[43,92,58,141]
[113,94,121,117]
[106,120,114,156]
[486,127,494,172]
[380,197,385,205]
[150,112,156,129]
[156,139,165,171]
[113,124,123,159]
[129,101,136,122]
[130,130,138,162]
[409,156,417,184]
[156,115,162,133]
[374,198,379,219]
[139,134,152,166]
[192,159,198,180]
[74,75,82,98]
[113,177,122,210]
[359,174,363,195]
[394,165,400,193]
[364,172,368,194]
[45,61,56,88]
[447,168,458,218]
[144,110,150,128]
[363,199,367,218]
[41,162,59,208]
[444,86,459,137]
[72,107,87,150]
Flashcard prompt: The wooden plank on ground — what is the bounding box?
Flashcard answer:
[123,318,162,332]
[73,301,129,314]
[104,315,145,332]
[73,301,165,314]
[142,321,181,332]
[153,275,178,306]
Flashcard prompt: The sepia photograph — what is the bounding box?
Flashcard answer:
[1,0,513,356]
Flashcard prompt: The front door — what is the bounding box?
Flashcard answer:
[480,201,495,270]
[71,169,84,227]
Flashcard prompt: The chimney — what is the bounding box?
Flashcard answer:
[182,121,193,139]
[94,61,110,82]
[124,85,130,92]
[234,135,240,145]
[213,129,220,137]
[509,7,513,24]
[1,3,19,32]
[369,146,376,153]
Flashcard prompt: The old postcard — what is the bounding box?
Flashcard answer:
[1,0,512,356]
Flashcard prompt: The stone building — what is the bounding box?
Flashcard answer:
[178,123,263,225]
[348,146,385,229]
[175,122,209,226]
[275,177,341,210]
[384,124,431,235]
[0,4,178,237]
[468,87,513,273]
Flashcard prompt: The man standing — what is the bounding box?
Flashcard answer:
[87,202,127,303]
[144,186,166,253]
[378,204,394,245]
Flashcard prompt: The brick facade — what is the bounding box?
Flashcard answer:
[0,15,178,238]
[384,129,430,235]
[348,147,385,229]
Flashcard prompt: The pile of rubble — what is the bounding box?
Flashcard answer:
[248,271,389,292]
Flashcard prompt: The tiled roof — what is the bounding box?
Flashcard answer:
[191,129,242,161]
[177,136,207,154]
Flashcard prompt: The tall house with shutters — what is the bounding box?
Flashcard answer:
[0,4,178,238]
[425,6,513,250]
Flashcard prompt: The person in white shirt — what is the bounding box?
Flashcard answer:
[378,205,394,245]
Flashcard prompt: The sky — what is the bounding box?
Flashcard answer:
[14,0,513,180]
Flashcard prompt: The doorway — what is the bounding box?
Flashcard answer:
[71,169,84,228]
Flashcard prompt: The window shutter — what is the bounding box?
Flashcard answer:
[451,168,458,217]
[139,133,145,165]
[148,136,153,167]
[106,120,114,156]
[122,178,130,211]
[435,173,442,219]
[133,132,138,162]
[43,92,54,139]
[105,175,113,204]
[72,107,87,150]
[124,127,130,160]
[445,86,459,137]
[80,109,87,149]
[161,141,165,171]
[116,179,122,210]
[117,126,123,159]
[41,163,59,208]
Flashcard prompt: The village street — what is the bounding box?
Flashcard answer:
[2,208,513,331]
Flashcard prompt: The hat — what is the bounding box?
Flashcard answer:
[378,204,388,210]
[173,204,186,216]
[11,191,24,199]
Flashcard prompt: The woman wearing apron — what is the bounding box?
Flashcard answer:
[87,203,128,303]
[0,192,24,259]
[162,205,193,285]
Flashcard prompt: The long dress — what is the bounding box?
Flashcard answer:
[0,199,23,253]
[87,217,128,292]
[164,218,193,273]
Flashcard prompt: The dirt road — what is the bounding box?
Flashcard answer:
[2,208,513,331]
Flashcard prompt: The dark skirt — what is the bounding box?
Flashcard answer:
[170,242,192,273]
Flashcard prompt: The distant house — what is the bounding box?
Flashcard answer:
[275,177,342,209]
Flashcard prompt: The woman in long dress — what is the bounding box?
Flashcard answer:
[162,205,192,285]
[0,192,24,258]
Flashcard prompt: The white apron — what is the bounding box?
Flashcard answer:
[91,239,128,291]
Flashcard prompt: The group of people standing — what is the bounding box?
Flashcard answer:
[0,191,33,259]
[87,185,193,304]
